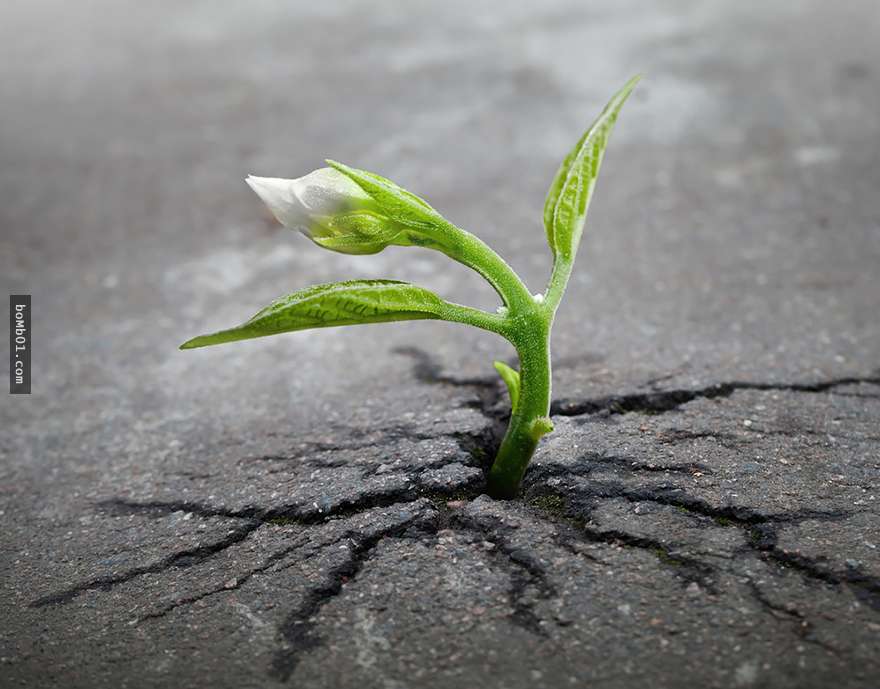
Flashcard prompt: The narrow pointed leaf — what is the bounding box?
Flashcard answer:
[180,280,450,349]
[544,75,640,259]
[493,360,521,412]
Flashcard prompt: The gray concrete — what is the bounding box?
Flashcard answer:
[2,1,879,687]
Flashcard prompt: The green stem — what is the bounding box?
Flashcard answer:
[436,221,535,313]
[430,225,571,499]
[437,301,508,335]
[485,252,577,498]
[487,313,553,499]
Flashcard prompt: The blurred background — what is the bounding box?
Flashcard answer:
[2,0,878,502]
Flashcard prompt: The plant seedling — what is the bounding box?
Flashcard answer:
[181,77,639,498]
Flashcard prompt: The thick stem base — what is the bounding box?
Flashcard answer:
[486,316,552,499]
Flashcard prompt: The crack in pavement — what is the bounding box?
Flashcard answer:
[651,426,880,449]
[550,375,880,418]
[739,427,880,444]
[136,535,311,624]
[270,513,438,682]
[257,438,493,482]
[520,481,878,652]
[559,451,712,476]
[744,578,841,656]
[393,345,504,394]
[655,429,745,450]
[528,461,853,525]
[394,346,508,459]
[240,423,497,469]
[100,463,484,527]
[233,346,511,485]
[749,524,880,612]
[523,469,880,612]
[30,479,485,610]
[448,510,559,637]
[523,495,718,593]
[269,500,577,678]
[28,354,878,676]
[29,520,262,608]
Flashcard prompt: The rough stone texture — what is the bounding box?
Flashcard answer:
[1,1,879,688]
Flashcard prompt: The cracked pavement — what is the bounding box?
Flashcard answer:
[2,1,879,688]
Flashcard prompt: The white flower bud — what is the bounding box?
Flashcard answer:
[246,168,369,231]
[246,168,399,254]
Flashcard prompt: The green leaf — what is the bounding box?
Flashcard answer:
[544,75,640,260]
[326,160,441,231]
[180,280,450,349]
[493,360,520,412]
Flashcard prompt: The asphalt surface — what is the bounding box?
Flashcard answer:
[2,1,879,688]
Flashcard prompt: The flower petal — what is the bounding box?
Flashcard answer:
[290,167,371,215]
[246,175,311,231]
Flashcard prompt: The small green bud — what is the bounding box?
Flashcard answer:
[246,168,404,255]
[528,417,554,441]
